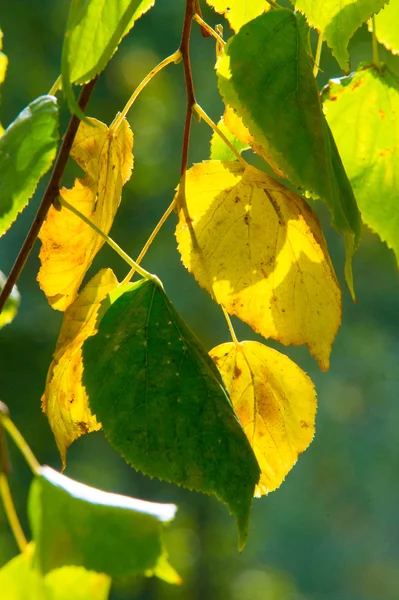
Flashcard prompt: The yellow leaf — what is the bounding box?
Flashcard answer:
[210,341,317,495]
[42,268,119,466]
[0,29,7,85]
[38,117,133,311]
[206,0,270,32]
[175,161,341,370]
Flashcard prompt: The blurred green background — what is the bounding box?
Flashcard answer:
[1,1,399,599]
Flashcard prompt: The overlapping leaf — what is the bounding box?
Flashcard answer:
[371,1,399,54]
[323,65,399,266]
[82,278,260,549]
[205,0,270,32]
[293,0,388,72]
[210,110,250,161]
[210,341,317,496]
[62,0,156,116]
[217,10,361,291]
[38,117,133,311]
[29,466,178,579]
[0,270,20,329]
[42,268,119,467]
[0,545,111,600]
[0,96,58,236]
[175,161,341,371]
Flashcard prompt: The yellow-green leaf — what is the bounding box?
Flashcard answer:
[0,270,20,329]
[42,268,119,466]
[371,2,399,54]
[210,341,317,495]
[38,117,132,311]
[175,161,341,370]
[205,0,270,32]
[0,29,7,134]
[210,110,250,161]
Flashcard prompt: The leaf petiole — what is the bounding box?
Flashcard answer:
[193,14,225,47]
[0,403,40,475]
[371,16,381,72]
[0,473,28,553]
[57,197,159,284]
[221,306,240,348]
[48,75,62,96]
[313,34,323,78]
[193,103,248,168]
[111,50,182,133]
[121,198,177,285]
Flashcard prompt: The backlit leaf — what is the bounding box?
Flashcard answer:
[323,65,399,267]
[294,0,388,72]
[205,0,270,32]
[210,111,250,161]
[0,96,59,236]
[175,161,341,371]
[38,117,133,311]
[0,270,20,329]
[0,544,111,600]
[210,341,317,495]
[371,1,399,54]
[29,466,177,578]
[42,268,119,467]
[62,0,156,116]
[0,29,8,134]
[82,278,260,549]
[217,10,361,289]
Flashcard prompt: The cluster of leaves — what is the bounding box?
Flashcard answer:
[1,0,399,596]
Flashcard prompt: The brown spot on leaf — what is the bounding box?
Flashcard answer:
[234,365,242,378]
[300,420,309,428]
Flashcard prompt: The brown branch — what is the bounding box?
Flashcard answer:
[0,77,98,315]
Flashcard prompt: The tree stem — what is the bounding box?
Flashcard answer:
[111,51,181,133]
[0,77,98,316]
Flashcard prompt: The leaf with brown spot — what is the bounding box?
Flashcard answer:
[210,341,317,495]
[38,117,133,311]
[42,268,119,467]
[175,161,341,370]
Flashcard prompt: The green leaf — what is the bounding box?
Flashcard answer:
[217,10,361,294]
[82,278,260,549]
[210,116,250,161]
[0,545,111,600]
[323,64,399,267]
[62,0,156,117]
[29,466,177,577]
[0,270,20,329]
[0,96,59,237]
[372,1,399,54]
[293,0,389,72]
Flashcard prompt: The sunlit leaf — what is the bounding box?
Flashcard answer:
[0,270,20,329]
[42,268,119,467]
[205,0,270,32]
[0,29,8,134]
[62,0,156,116]
[210,341,317,496]
[323,64,399,267]
[0,544,111,600]
[371,1,399,54]
[38,117,133,311]
[29,466,178,578]
[210,111,250,161]
[176,161,341,371]
[294,0,388,72]
[217,10,360,289]
[0,96,58,237]
[82,278,260,549]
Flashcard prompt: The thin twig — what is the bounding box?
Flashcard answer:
[0,77,98,316]
[58,197,158,283]
[313,34,323,78]
[194,103,248,168]
[0,474,28,553]
[193,14,225,47]
[121,198,177,285]
[178,0,196,213]
[111,51,181,133]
